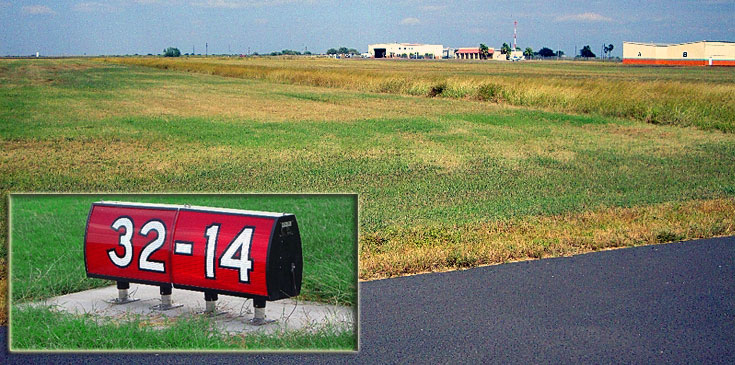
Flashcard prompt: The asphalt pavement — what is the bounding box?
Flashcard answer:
[4,236,734,363]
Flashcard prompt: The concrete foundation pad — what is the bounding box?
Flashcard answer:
[28,284,354,335]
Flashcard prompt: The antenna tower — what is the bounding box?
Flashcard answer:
[513,20,517,50]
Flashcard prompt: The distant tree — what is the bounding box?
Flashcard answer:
[515,46,521,51]
[347,48,359,55]
[580,45,596,58]
[304,51,312,55]
[163,47,181,57]
[556,50,565,57]
[523,47,533,59]
[326,48,338,55]
[603,44,614,59]
[500,42,511,54]
[337,47,349,54]
[401,53,408,58]
[479,43,489,59]
[500,43,511,59]
[538,47,555,58]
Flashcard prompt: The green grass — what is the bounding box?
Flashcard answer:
[5,111,733,234]
[9,194,356,306]
[11,305,354,351]
[2,59,735,326]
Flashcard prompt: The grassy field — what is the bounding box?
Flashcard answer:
[12,305,353,351]
[8,194,356,350]
[1,58,735,328]
[105,57,735,132]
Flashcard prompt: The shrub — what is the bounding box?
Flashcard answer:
[477,83,504,102]
[428,82,447,97]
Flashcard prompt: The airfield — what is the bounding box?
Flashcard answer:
[2,56,734,351]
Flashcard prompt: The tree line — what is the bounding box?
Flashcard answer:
[326,47,360,55]
[482,43,614,59]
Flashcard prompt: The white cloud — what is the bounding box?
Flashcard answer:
[194,0,244,7]
[696,0,735,4]
[74,2,118,12]
[400,17,420,25]
[22,5,55,15]
[420,5,446,11]
[555,12,612,22]
[193,0,309,8]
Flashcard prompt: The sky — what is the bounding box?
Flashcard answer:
[1,0,734,57]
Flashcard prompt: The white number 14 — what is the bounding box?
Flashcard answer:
[204,224,254,283]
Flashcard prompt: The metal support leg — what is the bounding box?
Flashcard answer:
[201,291,225,316]
[106,281,139,304]
[249,297,275,325]
[150,284,183,311]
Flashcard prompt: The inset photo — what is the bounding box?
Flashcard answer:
[8,193,357,352]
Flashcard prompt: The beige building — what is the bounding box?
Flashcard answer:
[623,41,735,66]
[368,43,443,59]
[454,47,495,60]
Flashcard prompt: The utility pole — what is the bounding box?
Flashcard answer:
[205,42,208,57]
[513,20,517,51]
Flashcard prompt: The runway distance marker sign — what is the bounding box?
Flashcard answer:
[84,201,302,301]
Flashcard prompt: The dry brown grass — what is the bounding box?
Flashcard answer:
[102,57,735,132]
[360,198,735,280]
[114,84,498,122]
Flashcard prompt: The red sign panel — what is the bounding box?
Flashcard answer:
[85,203,177,285]
[84,201,302,300]
[170,209,274,297]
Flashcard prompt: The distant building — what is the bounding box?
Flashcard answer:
[454,47,495,60]
[443,48,456,59]
[508,50,525,61]
[368,43,443,59]
[623,41,735,66]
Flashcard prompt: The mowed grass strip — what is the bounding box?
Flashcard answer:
[9,195,356,306]
[103,57,735,132]
[361,198,735,279]
[0,58,498,127]
[11,305,353,351]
